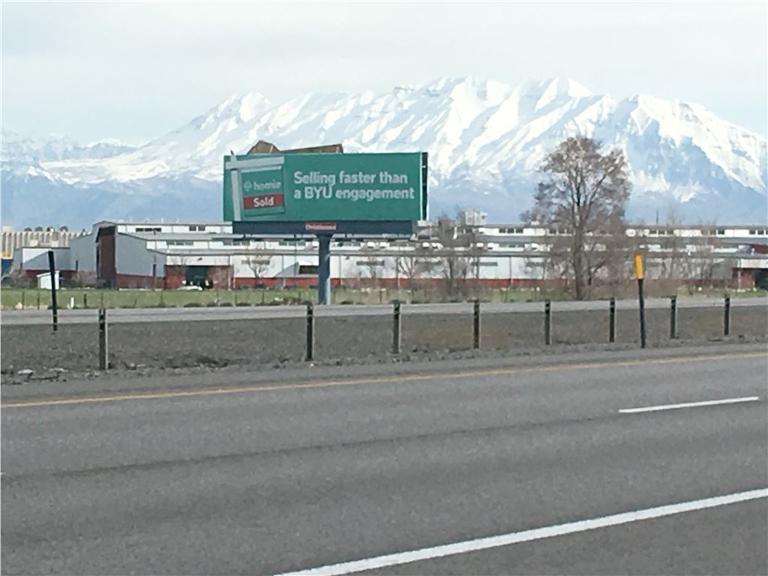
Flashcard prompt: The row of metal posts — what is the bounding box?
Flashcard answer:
[91,297,734,369]
[303,296,734,361]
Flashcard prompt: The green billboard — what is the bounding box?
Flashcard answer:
[223,152,426,222]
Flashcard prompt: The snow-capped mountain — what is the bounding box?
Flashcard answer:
[2,77,766,228]
[2,130,137,171]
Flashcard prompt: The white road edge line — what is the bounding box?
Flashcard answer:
[273,488,768,576]
[619,396,760,414]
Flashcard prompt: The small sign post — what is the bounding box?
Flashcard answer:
[634,254,646,349]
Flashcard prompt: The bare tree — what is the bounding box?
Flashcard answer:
[465,228,486,296]
[167,254,190,289]
[659,208,685,281]
[397,248,439,290]
[436,215,471,299]
[523,137,631,300]
[360,255,386,283]
[244,255,270,287]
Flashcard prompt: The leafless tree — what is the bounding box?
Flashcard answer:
[244,255,270,286]
[658,208,685,281]
[522,137,631,299]
[360,255,386,283]
[167,254,190,289]
[397,247,439,290]
[436,215,471,299]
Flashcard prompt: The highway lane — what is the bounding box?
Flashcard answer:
[2,348,766,575]
[2,296,765,325]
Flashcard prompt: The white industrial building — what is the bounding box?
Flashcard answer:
[7,220,768,290]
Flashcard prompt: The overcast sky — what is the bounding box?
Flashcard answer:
[2,1,766,144]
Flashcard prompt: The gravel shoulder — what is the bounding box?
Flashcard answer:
[2,338,766,404]
[2,305,765,397]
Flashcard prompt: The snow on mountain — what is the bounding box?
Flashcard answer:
[1,130,137,173]
[2,77,766,228]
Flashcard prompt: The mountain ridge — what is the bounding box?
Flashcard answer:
[2,76,766,227]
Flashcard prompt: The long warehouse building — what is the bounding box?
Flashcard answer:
[7,220,768,290]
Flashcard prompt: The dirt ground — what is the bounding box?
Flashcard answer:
[2,306,766,380]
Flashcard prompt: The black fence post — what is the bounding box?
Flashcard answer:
[48,250,58,332]
[724,295,731,336]
[473,299,481,350]
[609,297,616,343]
[392,301,402,355]
[670,296,678,339]
[638,279,647,349]
[544,300,552,346]
[98,308,109,370]
[306,303,315,362]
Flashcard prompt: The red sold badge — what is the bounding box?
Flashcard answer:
[243,194,285,210]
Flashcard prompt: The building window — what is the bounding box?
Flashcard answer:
[189,225,206,232]
[136,227,162,233]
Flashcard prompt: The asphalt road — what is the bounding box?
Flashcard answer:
[2,345,767,575]
[3,296,765,325]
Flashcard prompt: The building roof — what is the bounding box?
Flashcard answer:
[245,140,344,154]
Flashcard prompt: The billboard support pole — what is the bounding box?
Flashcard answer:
[318,234,332,305]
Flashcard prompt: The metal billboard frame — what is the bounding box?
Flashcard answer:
[229,152,428,305]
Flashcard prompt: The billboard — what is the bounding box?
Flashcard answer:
[223,152,426,223]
